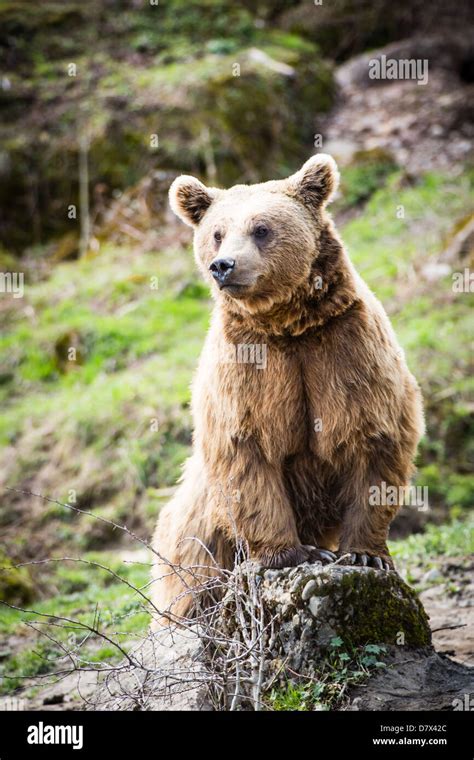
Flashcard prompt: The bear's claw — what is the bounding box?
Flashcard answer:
[258,544,337,569]
[258,544,311,569]
[348,552,392,571]
[304,546,337,564]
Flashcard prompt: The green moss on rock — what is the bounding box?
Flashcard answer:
[332,569,431,647]
[258,563,432,656]
[0,2,335,250]
[0,550,35,605]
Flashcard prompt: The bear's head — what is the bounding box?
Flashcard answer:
[169,154,339,314]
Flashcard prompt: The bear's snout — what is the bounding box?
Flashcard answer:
[209,257,236,288]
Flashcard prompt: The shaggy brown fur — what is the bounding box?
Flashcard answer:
[151,154,424,623]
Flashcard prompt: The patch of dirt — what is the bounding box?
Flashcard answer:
[347,647,474,711]
[414,557,474,666]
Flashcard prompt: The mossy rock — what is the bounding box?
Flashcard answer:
[326,568,431,647]
[0,550,35,605]
[227,563,432,676]
[0,39,334,250]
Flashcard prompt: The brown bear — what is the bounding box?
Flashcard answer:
[150,154,424,623]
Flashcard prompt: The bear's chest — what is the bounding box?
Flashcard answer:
[200,334,334,462]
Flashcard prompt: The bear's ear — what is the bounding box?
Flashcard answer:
[169,175,217,227]
[286,154,339,208]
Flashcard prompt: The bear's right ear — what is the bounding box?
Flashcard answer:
[169,175,218,227]
[286,154,339,208]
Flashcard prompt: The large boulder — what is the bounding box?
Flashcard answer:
[90,562,434,711]
[221,562,432,676]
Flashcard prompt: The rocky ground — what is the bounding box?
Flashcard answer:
[413,557,474,666]
[5,553,472,712]
[322,34,474,174]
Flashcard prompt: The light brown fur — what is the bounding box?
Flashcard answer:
[151,155,424,623]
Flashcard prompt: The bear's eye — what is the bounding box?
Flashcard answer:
[253,224,268,239]
[213,230,222,243]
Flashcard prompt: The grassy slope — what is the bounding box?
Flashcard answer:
[0,243,210,556]
[343,172,474,508]
[0,167,473,696]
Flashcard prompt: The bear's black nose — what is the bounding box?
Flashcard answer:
[209,258,235,284]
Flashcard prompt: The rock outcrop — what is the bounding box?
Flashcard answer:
[220,563,431,676]
[88,562,461,711]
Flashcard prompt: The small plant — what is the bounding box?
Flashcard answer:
[268,638,387,711]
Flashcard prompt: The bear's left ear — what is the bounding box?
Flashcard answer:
[286,154,339,208]
[169,175,219,227]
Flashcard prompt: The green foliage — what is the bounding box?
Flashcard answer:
[334,150,398,211]
[268,640,387,711]
[0,2,334,249]
[390,514,474,563]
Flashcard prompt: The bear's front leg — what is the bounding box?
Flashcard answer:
[210,441,334,568]
[338,525,394,571]
[338,520,395,571]
[337,462,403,572]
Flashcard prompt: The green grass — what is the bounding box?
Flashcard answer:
[0,243,208,537]
[343,171,473,301]
[0,243,209,410]
[0,550,151,694]
[390,513,474,564]
[341,170,474,508]
[334,150,398,212]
